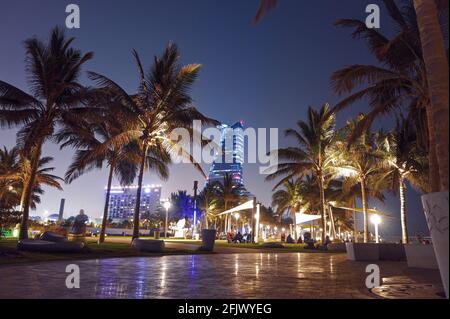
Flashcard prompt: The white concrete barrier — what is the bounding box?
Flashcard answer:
[405,244,439,269]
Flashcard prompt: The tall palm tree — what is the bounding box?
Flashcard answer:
[335,115,383,242]
[57,110,140,243]
[377,115,429,243]
[86,44,217,240]
[413,0,449,192]
[272,178,303,239]
[198,182,222,229]
[331,0,448,193]
[219,173,244,212]
[0,27,93,239]
[216,173,245,232]
[336,166,388,242]
[266,104,337,243]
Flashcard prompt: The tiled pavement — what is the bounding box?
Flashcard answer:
[0,253,444,299]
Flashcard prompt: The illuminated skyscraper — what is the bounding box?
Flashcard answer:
[208,121,245,186]
[106,184,162,221]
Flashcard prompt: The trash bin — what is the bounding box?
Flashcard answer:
[154,230,160,239]
[200,229,216,251]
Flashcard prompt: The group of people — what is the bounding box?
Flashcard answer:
[281,231,333,250]
[226,231,252,243]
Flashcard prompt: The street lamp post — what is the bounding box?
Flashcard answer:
[370,214,382,243]
[164,201,171,239]
[254,203,260,243]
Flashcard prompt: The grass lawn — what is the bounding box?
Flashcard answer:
[0,238,208,266]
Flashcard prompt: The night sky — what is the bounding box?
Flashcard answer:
[0,0,430,237]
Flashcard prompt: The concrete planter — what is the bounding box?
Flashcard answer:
[200,229,216,252]
[422,191,449,298]
[404,244,438,269]
[346,242,379,261]
[378,243,406,261]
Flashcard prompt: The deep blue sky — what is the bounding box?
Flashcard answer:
[0,0,429,237]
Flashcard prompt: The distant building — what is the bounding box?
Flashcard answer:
[208,121,245,186]
[46,214,60,222]
[58,198,65,221]
[106,184,162,221]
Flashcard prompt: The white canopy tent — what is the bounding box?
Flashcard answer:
[217,200,261,243]
[217,200,254,216]
[294,213,322,225]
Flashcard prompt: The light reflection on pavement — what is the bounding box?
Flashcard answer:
[0,253,442,299]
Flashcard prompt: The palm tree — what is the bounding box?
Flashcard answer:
[86,44,217,240]
[0,27,93,239]
[335,115,384,242]
[0,147,21,207]
[377,115,429,243]
[219,174,244,211]
[57,110,140,243]
[266,104,337,243]
[331,0,448,193]
[335,166,388,242]
[0,146,63,213]
[272,178,303,239]
[198,182,222,229]
[170,190,193,222]
[413,0,449,192]
[216,173,245,232]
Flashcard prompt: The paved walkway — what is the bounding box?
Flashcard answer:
[0,253,444,299]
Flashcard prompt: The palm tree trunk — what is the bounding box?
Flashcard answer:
[360,177,369,243]
[204,210,209,229]
[224,200,229,232]
[99,164,114,243]
[318,173,327,243]
[132,146,147,240]
[399,176,409,244]
[414,0,450,192]
[19,147,42,240]
[293,211,297,240]
[425,104,442,192]
[353,198,358,243]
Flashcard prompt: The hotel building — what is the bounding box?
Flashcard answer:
[106,184,162,221]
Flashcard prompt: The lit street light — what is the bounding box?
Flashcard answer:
[164,201,171,239]
[370,214,382,243]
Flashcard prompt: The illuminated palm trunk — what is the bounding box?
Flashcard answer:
[99,164,114,243]
[19,146,42,240]
[399,176,409,244]
[292,210,297,240]
[318,173,326,243]
[132,145,148,240]
[352,198,358,243]
[360,177,369,243]
[414,0,449,192]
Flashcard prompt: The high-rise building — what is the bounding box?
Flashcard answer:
[106,184,162,221]
[208,121,245,186]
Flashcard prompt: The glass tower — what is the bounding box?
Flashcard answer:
[208,121,245,186]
